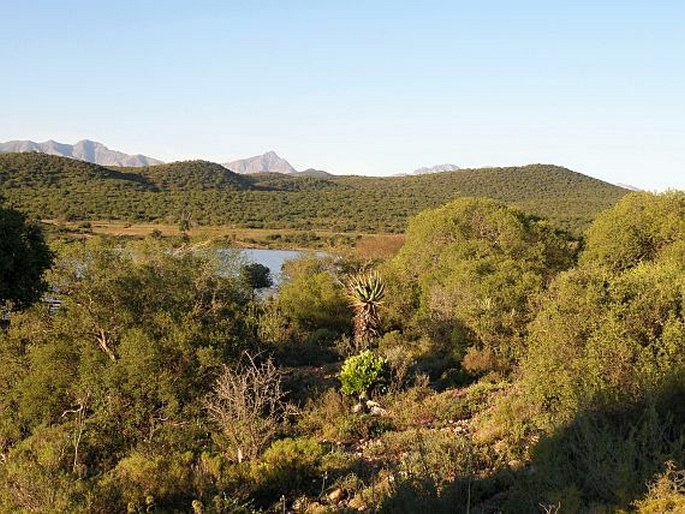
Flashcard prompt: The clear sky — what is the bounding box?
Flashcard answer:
[2,1,683,190]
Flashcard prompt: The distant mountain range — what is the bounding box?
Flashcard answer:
[0,140,643,190]
[0,139,464,178]
[411,163,461,175]
[222,151,335,177]
[0,139,163,167]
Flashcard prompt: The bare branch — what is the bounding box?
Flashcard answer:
[206,353,295,463]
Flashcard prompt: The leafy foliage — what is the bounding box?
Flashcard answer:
[384,197,577,371]
[240,262,273,289]
[276,255,351,334]
[581,190,685,271]
[0,237,257,511]
[0,188,683,512]
[339,350,389,398]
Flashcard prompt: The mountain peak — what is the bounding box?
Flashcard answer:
[0,139,163,167]
[412,163,461,175]
[223,151,296,174]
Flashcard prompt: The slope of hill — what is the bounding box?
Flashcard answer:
[0,153,629,233]
[223,151,296,174]
[246,172,340,192]
[332,164,628,231]
[123,160,252,192]
[0,152,155,191]
[298,168,333,178]
[0,139,163,167]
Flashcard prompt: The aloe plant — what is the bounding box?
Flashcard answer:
[346,271,385,349]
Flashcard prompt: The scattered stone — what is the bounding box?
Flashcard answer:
[366,400,387,416]
[369,405,387,416]
[327,488,344,503]
[352,403,364,413]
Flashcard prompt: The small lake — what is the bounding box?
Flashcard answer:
[242,248,304,283]
[218,248,305,284]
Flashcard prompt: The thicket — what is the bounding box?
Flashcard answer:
[0,153,628,234]
[0,192,682,512]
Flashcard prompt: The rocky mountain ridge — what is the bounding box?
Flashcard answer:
[0,139,163,167]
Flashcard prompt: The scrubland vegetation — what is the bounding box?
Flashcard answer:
[1,187,684,513]
[0,153,628,235]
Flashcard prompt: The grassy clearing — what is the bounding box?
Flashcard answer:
[42,219,406,256]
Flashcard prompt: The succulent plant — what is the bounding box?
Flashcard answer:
[346,271,385,349]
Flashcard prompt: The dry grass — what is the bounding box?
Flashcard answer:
[43,219,404,255]
[351,234,406,260]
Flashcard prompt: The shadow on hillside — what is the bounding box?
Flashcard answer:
[378,378,685,513]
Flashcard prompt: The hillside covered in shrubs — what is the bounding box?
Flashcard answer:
[0,191,683,513]
[0,153,628,234]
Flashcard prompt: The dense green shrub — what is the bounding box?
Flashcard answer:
[520,259,685,429]
[339,350,389,398]
[253,437,325,498]
[581,191,685,271]
[277,256,351,334]
[0,237,257,511]
[384,197,577,371]
[496,192,685,511]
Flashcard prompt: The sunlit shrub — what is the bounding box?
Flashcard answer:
[633,461,685,513]
[339,351,389,399]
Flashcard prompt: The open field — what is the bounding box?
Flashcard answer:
[43,219,407,257]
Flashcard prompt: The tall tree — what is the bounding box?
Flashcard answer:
[0,206,53,310]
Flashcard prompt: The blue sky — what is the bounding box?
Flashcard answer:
[2,1,683,190]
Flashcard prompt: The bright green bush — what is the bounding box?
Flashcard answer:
[0,425,88,513]
[581,191,685,272]
[97,451,195,511]
[520,261,685,428]
[339,350,389,398]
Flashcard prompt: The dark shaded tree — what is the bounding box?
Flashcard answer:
[0,206,53,310]
[240,262,273,290]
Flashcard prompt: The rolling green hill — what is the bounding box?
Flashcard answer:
[0,153,629,233]
[121,160,253,192]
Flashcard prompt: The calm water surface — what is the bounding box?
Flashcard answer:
[217,248,305,284]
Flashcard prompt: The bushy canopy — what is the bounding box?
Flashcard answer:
[384,197,576,369]
[0,237,256,511]
[581,191,685,271]
[520,191,685,426]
